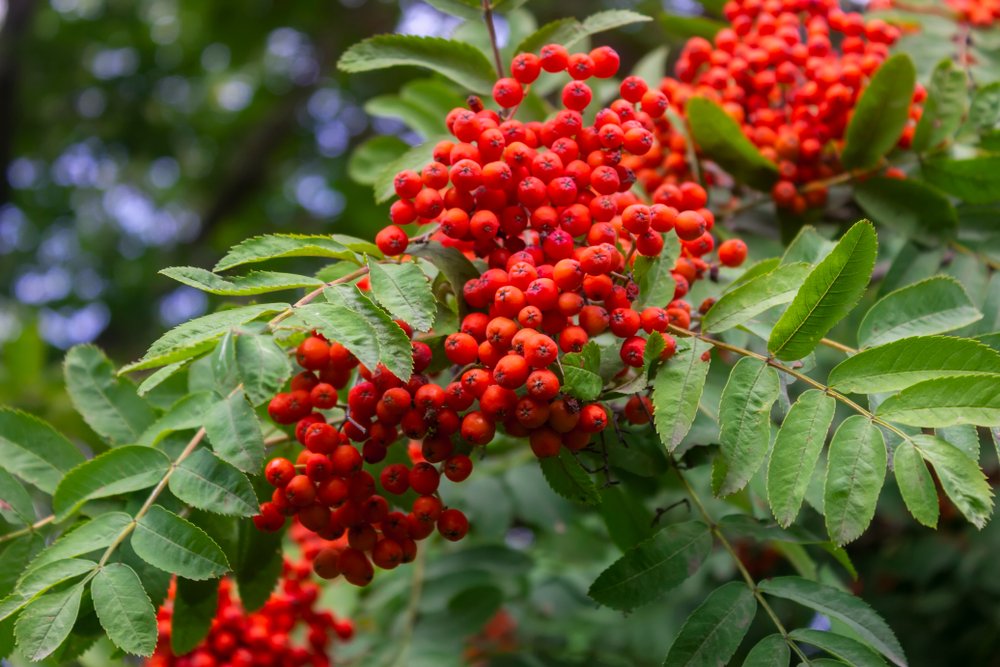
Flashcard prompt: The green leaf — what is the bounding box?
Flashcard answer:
[14,582,85,662]
[893,441,939,528]
[912,434,993,528]
[652,339,712,452]
[136,361,188,397]
[663,582,756,667]
[0,468,34,526]
[658,12,726,41]
[769,221,878,361]
[337,34,497,94]
[686,97,779,191]
[857,276,981,348]
[781,225,836,266]
[758,576,906,667]
[91,563,157,657]
[561,353,603,401]
[160,267,323,296]
[742,635,790,667]
[912,59,967,152]
[0,409,85,495]
[123,303,289,373]
[215,234,368,272]
[790,629,888,667]
[538,450,600,506]
[587,521,712,611]
[138,392,215,447]
[171,578,218,655]
[131,506,230,580]
[841,54,916,169]
[514,18,583,55]
[767,390,836,527]
[824,416,886,545]
[702,262,810,333]
[0,559,96,623]
[409,242,481,317]
[232,334,292,406]
[715,357,780,497]
[372,140,439,203]
[829,336,1000,394]
[599,485,653,551]
[204,390,266,473]
[234,524,283,612]
[580,9,651,36]
[853,177,957,245]
[366,259,437,331]
[635,234,681,308]
[966,81,1000,133]
[26,513,133,572]
[64,345,155,444]
[877,375,1000,427]
[169,449,258,517]
[347,135,410,184]
[53,446,171,521]
[922,156,1000,205]
[630,45,670,85]
[310,284,413,380]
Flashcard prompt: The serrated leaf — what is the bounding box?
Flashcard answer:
[0,559,96,623]
[767,390,835,527]
[136,361,188,397]
[580,9,651,36]
[234,523,283,612]
[64,345,155,444]
[686,97,779,191]
[169,449,258,517]
[781,225,836,266]
[347,134,410,184]
[561,355,603,401]
[308,284,413,380]
[0,468,34,526]
[123,303,289,373]
[702,262,810,333]
[911,434,993,527]
[587,521,712,611]
[232,334,292,406]
[131,506,230,580]
[53,446,171,521]
[631,45,669,85]
[409,243,481,316]
[652,339,712,452]
[599,485,653,551]
[337,34,496,94]
[769,221,878,361]
[742,635,789,667]
[877,375,1000,427]
[91,563,157,656]
[857,276,981,348]
[0,409,85,494]
[663,582,756,667]
[790,629,888,667]
[966,80,1000,133]
[715,357,779,497]
[171,578,218,655]
[893,441,939,528]
[635,234,681,308]
[538,450,600,506]
[841,54,916,169]
[759,576,906,666]
[829,336,1000,394]
[138,392,215,447]
[0,534,44,597]
[14,582,84,662]
[659,12,726,41]
[26,513,133,573]
[214,235,360,272]
[922,156,1000,205]
[824,416,886,545]
[366,259,437,331]
[854,177,957,246]
[204,390,265,473]
[160,267,323,296]
[912,59,967,152]
[514,17,584,56]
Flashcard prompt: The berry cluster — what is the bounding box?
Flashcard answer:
[146,562,352,667]
[254,42,747,587]
[870,0,1000,26]
[258,330,472,587]
[645,0,922,212]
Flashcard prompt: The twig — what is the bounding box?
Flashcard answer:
[481,0,505,80]
[0,514,55,545]
[819,338,857,355]
[267,266,369,329]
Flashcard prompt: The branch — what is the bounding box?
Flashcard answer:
[0,514,54,545]
[266,265,369,329]
[481,0,505,80]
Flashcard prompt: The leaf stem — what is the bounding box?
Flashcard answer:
[0,514,55,544]
[950,240,1000,270]
[819,338,857,355]
[666,325,911,441]
[266,266,369,329]
[481,0,505,81]
[671,464,814,666]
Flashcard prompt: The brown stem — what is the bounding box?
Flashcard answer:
[267,266,369,329]
[481,0,505,80]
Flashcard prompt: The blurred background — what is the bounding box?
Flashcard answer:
[1,1,997,666]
